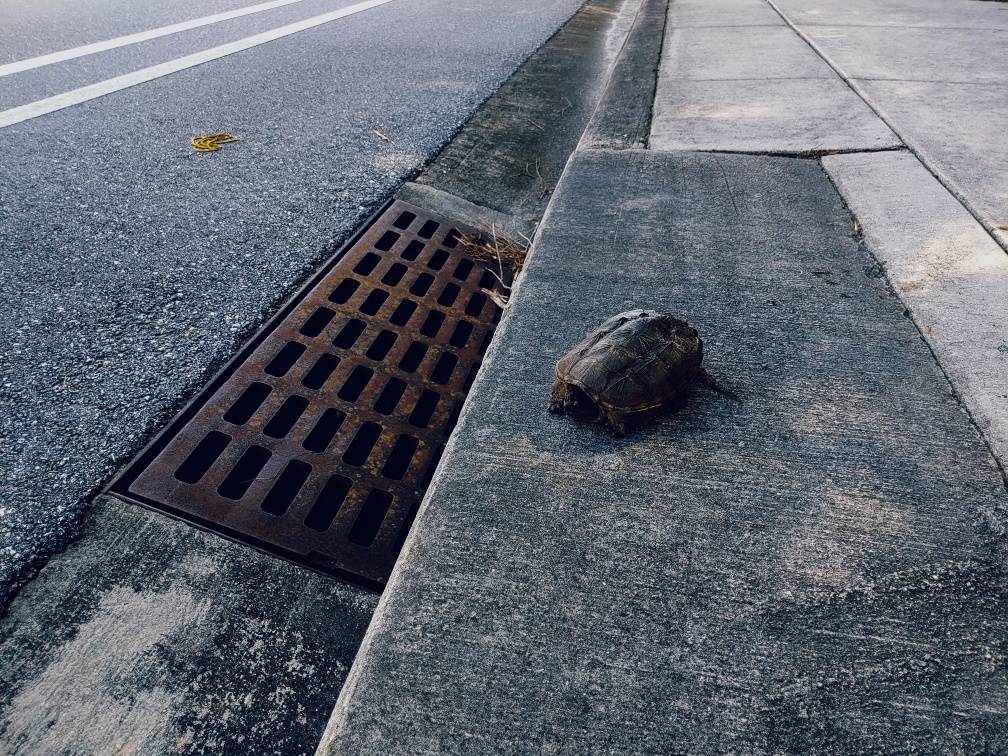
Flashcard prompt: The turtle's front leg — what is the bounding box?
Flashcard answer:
[605,410,629,437]
[548,381,568,414]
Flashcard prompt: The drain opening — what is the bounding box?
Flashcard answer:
[334,318,367,349]
[300,307,335,337]
[393,211,415,229]
[389,300,417,326]
[417,220,439,239]
[343,421,382,467]
[218,445,271,500]
[330,278,360,304]
[410,273,434,296]
[401,240,424,260]
[382,263,408,286]
[367,330,398,360]
[399,341,428,373]
[305,475,353,532]
[111,200,512,589]
[419,310,445,337]
[262,460,313,516]
[374,377,407,415]
[265,342,306,376]
[303,409,346,453]
[349,490,394,546]
[301,354,340,390]
[427,249,449,270]
[375,230,399,251]
[338,366,374,402]
[263,396,309,439]
[224,383,272,425]
[409,390,440,428]
[175,431,231,484]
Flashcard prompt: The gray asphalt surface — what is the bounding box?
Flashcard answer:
[1,0,257,61]
[0,0,584,605]
[0,0,365,110]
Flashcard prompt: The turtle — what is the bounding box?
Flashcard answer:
[547,309,739,436]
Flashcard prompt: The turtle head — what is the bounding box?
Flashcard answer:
[549,382,599,420]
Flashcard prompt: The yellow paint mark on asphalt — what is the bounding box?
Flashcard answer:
[192,133,239,152]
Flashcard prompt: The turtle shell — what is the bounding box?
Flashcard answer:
[555,309,703,415]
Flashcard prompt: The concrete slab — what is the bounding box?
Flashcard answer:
[650,78,900,153]
[0,498,378,755]
[650,8,900,153]
[396,182,535,244]
[771,0,1008,30]
[662,26,834,80]
[823,150,1008,472]
[851,79,1008,248]
[668,0,784,28]
[767,2,1008,251]
[317,149,1008,754]
[802,25,1008,84]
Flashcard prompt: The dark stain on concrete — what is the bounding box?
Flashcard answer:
[0,500,377,755]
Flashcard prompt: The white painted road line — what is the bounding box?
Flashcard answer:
[0,0,319,78]
[0,0,397,129]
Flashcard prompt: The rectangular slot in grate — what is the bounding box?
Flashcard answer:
[110,200,511,589]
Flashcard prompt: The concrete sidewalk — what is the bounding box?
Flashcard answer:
[770,0,1008,250]
[320,147,1008,753]
[651,0,901,152]
[319,0,1008,751]
[651,0,1008,478]
[655,0,1008,249]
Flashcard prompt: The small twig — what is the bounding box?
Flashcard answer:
[485,289,510,310]
[491,223,505,285]
[454,220,529,310]
[514,228,533,248]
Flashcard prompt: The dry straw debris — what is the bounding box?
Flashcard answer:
[457,222,531,309]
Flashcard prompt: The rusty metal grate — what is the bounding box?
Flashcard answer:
[110,200,508,589]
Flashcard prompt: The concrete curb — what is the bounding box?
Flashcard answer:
[313,0,663,749]
[580,0,670,150]
[396,182,535,244]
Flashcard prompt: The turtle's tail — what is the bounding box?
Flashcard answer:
[698,368,742,403]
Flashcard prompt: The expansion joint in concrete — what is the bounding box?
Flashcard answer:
[819,165,1008,495]
[762,0,1008,256]
[696,145,909,160]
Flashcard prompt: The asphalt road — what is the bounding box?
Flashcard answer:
[0,0,584,605]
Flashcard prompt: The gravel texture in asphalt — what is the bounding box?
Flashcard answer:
[0,0,584,606]
[0,0,257,61]
[0,0,373,111]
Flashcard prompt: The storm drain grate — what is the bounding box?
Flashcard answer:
[110,200,509,589]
